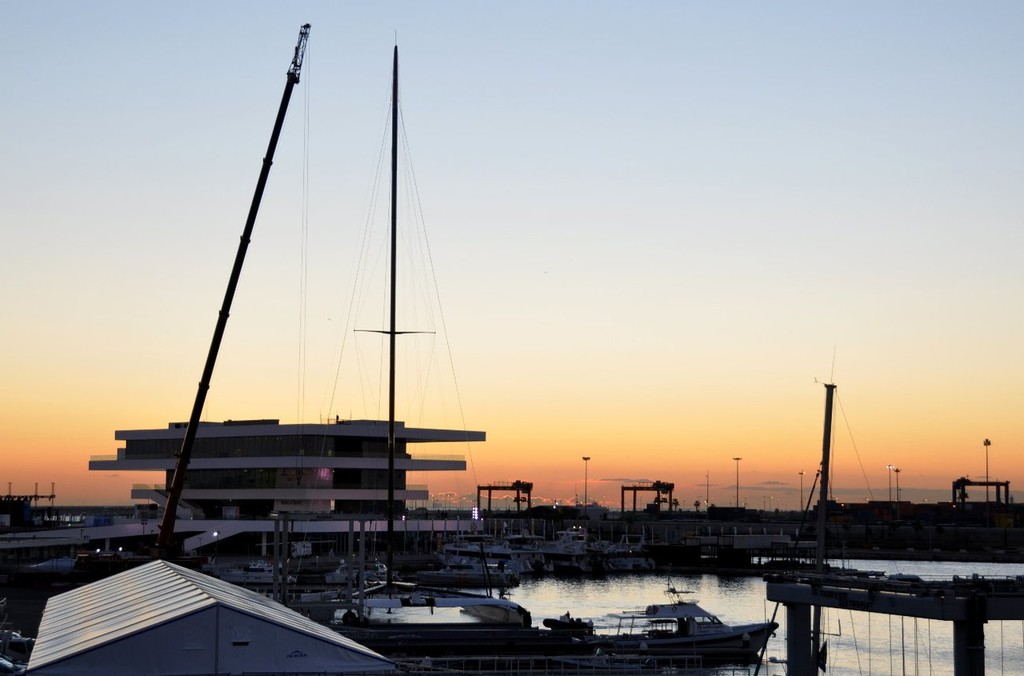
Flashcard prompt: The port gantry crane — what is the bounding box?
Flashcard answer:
[621,480,676,514]
[476,480,534,514]
[157,24,311,553]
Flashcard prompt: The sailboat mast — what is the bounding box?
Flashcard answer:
[815,383,835,571]
[812,382,836,668]
[385,45,399,584]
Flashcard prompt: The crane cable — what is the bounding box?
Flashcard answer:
[297,39,311,426]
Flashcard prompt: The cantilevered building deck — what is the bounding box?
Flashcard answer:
[89,418,479,519]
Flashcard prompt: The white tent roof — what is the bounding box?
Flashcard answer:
[28,559,393,675]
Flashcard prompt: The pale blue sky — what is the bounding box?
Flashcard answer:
[2,2,1023,505]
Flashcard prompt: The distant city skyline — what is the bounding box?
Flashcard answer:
[3,3,1022,508]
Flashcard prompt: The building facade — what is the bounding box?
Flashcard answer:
[89,418,478,519]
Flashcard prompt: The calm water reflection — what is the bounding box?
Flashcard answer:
[502,560,1024,675]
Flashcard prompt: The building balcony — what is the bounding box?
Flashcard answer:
[91,453,465,472]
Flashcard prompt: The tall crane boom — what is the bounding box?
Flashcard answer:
[290,23,311,82]
[157,23,311,552]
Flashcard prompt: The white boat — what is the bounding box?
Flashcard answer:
[217,560,295,586]
[504,532,552,574]
[334,46,534,639]
[603,533,656,572]
[325,561,389,586]
[336,583,532,627]
[440,534,545,576]
[539,527,598,574]
[418,558,520,589]
[595,587,777,658]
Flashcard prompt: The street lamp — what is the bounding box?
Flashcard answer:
[798,470,806,511]
[893,467,901,520]
[582,456,591,509]
[886,465,897,520]
[732,457,742,508]
[983,438,992,527]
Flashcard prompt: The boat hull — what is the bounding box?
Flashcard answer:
[416,569,519,588]
[594,621,777,660]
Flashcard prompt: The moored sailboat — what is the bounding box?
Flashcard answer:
[332,46,536,638]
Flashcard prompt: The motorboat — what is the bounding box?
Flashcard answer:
[503,532,552,575]
[542,611,595,636]
[603,533,656,572]
[591,587,777,661]
[441,534,546,576]
[539,527,599,574]
[325,561,389,586]
[217,560,295,586]
[417,558,519,589]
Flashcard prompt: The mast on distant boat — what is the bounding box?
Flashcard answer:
[156,24,311,553]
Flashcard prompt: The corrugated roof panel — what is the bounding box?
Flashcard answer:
[30,562,217,668]
[30,560,389,672]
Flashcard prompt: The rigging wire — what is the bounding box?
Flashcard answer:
[889,613,894,675]
[901,618,909,676]
[308,73,393,512]
[294,40,328,531]
[868,611,873,675]
[316,63,478,509]
[929,618,937,671]
[1000,619,1004,674]
[914,617,919,675]
[397,103,479,490]
[835,391,876,502]
[846,608,865,675]
[322,81,392,422]
[296,40,311,426]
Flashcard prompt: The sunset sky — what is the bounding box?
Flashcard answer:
[3,3,1022,510]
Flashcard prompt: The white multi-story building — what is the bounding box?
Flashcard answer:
[90,418,479,520]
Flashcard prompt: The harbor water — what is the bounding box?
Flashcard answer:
[481,559,1024,675]
[8,558,1024,673]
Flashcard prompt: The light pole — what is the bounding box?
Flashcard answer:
[886,464,897,520]
[798,470,805,511]
[732,457,742,508]
[893,467,901,521]
[983,438,991,527]
[705,471,710,508]
[582,456,591,509]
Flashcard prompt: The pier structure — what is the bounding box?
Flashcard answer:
[620,481,675,514]
[766,571,1024,674]
[476,480,533,514]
